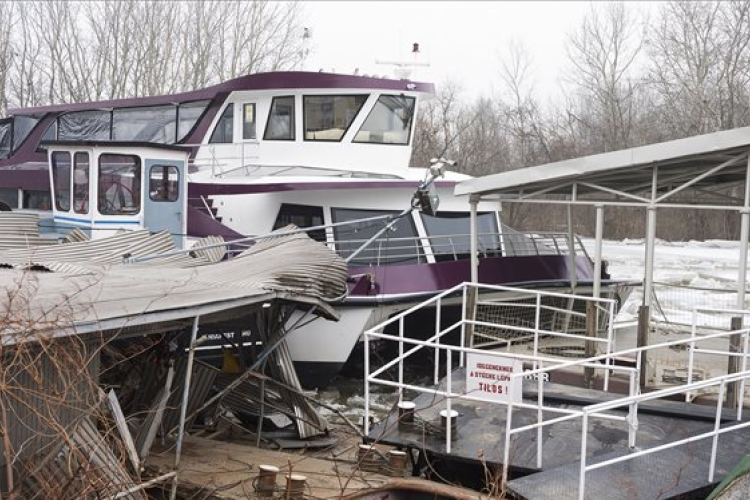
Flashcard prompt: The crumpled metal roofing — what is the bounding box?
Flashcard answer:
[0,228,348,340]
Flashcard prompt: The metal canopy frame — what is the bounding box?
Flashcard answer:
[457,126,750,396]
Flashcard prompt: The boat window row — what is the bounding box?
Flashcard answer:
[0,115,41,159]
[271,204,502,266]
[41,101,209,145]
[209,94,416,146]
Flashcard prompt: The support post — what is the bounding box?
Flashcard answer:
[170,315,200,500]
[730,158,750,408]
[584,301,596,389]
[728,317,742,409]
[469,196,479,283]
[566,205,578,289]
[593,204,604,299]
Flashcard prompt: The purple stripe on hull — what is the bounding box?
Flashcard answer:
[348,255,596,296]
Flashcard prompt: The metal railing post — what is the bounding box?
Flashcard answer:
[687,309,697,402]
[533,294,542,370]
[364,331,371,435]
[434,297,442,385]
[709,380,726,482]
[502,400,514,489]
[578,412,589,500]
[398,316,405,402]
[537,366,544,469]
[446,348,453,454]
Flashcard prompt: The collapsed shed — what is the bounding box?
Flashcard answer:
[0,226,348,498]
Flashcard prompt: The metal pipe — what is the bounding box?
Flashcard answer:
[709,380,725,482]
[169,315,200,500]
[470,197,479,282]
[446,348,453,454]
[578,412,589,500]
[593,204,604,299]
[364,332,371,435]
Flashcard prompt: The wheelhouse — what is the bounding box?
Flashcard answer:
[45,142,189,245]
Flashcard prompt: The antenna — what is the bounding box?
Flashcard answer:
[375,42,430,80]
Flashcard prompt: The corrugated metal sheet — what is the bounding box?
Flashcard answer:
[0,213,58,250]
[0,230,347,341]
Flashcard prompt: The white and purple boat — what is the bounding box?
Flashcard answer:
[0,72,620,387]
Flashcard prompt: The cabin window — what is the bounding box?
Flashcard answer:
[273,204,325,242]
[23,190,51,210]
[420,212,501,262]
[73,152,90,214]
[264,96,295,141]
[331,208,422,265]
[354,95,416,145]
[113,105,176,143]
[98,154,141,215]
[51,151,72,212]
[41,121,57,143]
[242,103,257,140]
[0,120,11,159]
[12,115,39,150]
[149,165,179,202]
[209,104,234,143]
[0,188,18,209]
[178,100,209,141]
[303,95,367,141]
[59,110,111,141]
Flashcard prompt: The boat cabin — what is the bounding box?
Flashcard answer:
[45,142,188,246]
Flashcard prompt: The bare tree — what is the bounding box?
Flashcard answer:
[565,2,645,152]
[649,1,750,137]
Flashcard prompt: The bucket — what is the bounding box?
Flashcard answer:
[255,464,279,497]
[397,401,416,424]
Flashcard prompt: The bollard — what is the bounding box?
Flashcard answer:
[397,401,416,424]
[440,409,458,433]
[357,444,382,472]
[387,449,407,476]
[255,464,279,497]
[284,474,307,500]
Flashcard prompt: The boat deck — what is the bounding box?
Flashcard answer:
[367,367,750,499]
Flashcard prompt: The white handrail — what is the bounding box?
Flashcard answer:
[363,282,750,500]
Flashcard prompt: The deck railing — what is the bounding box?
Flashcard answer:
[363,283,750,500]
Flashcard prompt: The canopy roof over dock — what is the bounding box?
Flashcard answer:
[456,125,750,210]
[455,125,750,327]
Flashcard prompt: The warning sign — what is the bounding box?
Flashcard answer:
[465,352,522,403]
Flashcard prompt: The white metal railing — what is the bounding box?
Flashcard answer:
[337,231,589,266]
[363,282,750,500]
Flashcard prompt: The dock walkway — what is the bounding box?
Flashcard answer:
[367,367,750,499]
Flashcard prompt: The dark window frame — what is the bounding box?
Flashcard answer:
[148,165,180,202]
[352,94,416,146]
[176,99,211,143]
[273,203,326,242]
[263,95,296,141]
[111,104,178,144]
[302,94,368,143]
[73,152,90,214]
[242,103,257,141]
[331,207,423,265]
[51,151,72,212]
[97,153,142,216]
[209,103,234,144]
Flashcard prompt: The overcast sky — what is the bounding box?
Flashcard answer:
[305,1,656,101]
